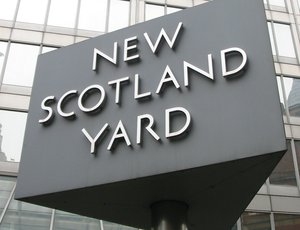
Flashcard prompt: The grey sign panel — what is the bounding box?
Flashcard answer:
[16,0,286,229]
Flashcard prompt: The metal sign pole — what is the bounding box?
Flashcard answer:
[151,201,188,230]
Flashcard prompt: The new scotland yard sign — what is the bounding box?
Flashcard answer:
[16,0,286,229]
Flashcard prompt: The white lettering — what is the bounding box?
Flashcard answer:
[134,74,152,100]
[183,54,214,87]
[108,77,130,104]
[156,65,180,94]
[78,85,106,113]
[92,42,118,71]
[107,120,131,151]
[221,47,247,78]
[57,90,78,119]
[124,36,139,62]
[137,114,160,144]
[144,22,183,54]
[165,107,191,139]
[82,123,109,154]
[39,96,56,125]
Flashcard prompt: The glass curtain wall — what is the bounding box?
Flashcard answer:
[1,0,300,229]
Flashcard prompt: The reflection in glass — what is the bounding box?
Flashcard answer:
[269,140,297,186]
[241,212,271,230]
[269,0,286,7]
[283,77,300,118]
[54,210,101,230]
[274,214,300,230]
[0,110,27,162]
[0,199,52,230]
[0,0,18,21]
[108,0,130,32]
[78,0,108,32]
[3,43,40,87]
[0,41,7,76]
[47,0,78,28]
[273,23,296,58]
[145,4,164,21]
[16,0,48,24]
[293,141,300,177]
[276,76,285,115]
[0,176,15,215]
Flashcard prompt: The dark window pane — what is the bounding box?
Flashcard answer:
[0,199,52,230]
[275,214,300,230]
[269,140,297,186]
[293,140,300,177]
[241,212,271,230]
[54,210,101,230]
[0,176,15,215]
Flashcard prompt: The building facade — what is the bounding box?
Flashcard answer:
[0,0,300,229]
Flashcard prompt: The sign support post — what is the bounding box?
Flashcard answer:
[151,201,188,230]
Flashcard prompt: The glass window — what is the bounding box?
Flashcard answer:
[0,0,18,21]
[241,212,271,230]
[78,0,108,32]
[47,0,78,28]
[0,198,52,230]
[283,77,300,118]
[293,140,300,177]
[54,210,101,230]
[276,77,286,115]
[269,140,297,186]
[3,43,40,87]
[145,4,165,21]
[0,41,7,76]
[273,23,296,58]
[0,110,27,162]
[269,0,286,7]
[41,46,57,54]
[267,22,277,56]
[274,214,300,230]
[167,6,182,14]
[16,0,48,24]
[0,176,15,215]
[108,0,130,32]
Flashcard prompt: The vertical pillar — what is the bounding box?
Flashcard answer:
[151,201,188,230]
